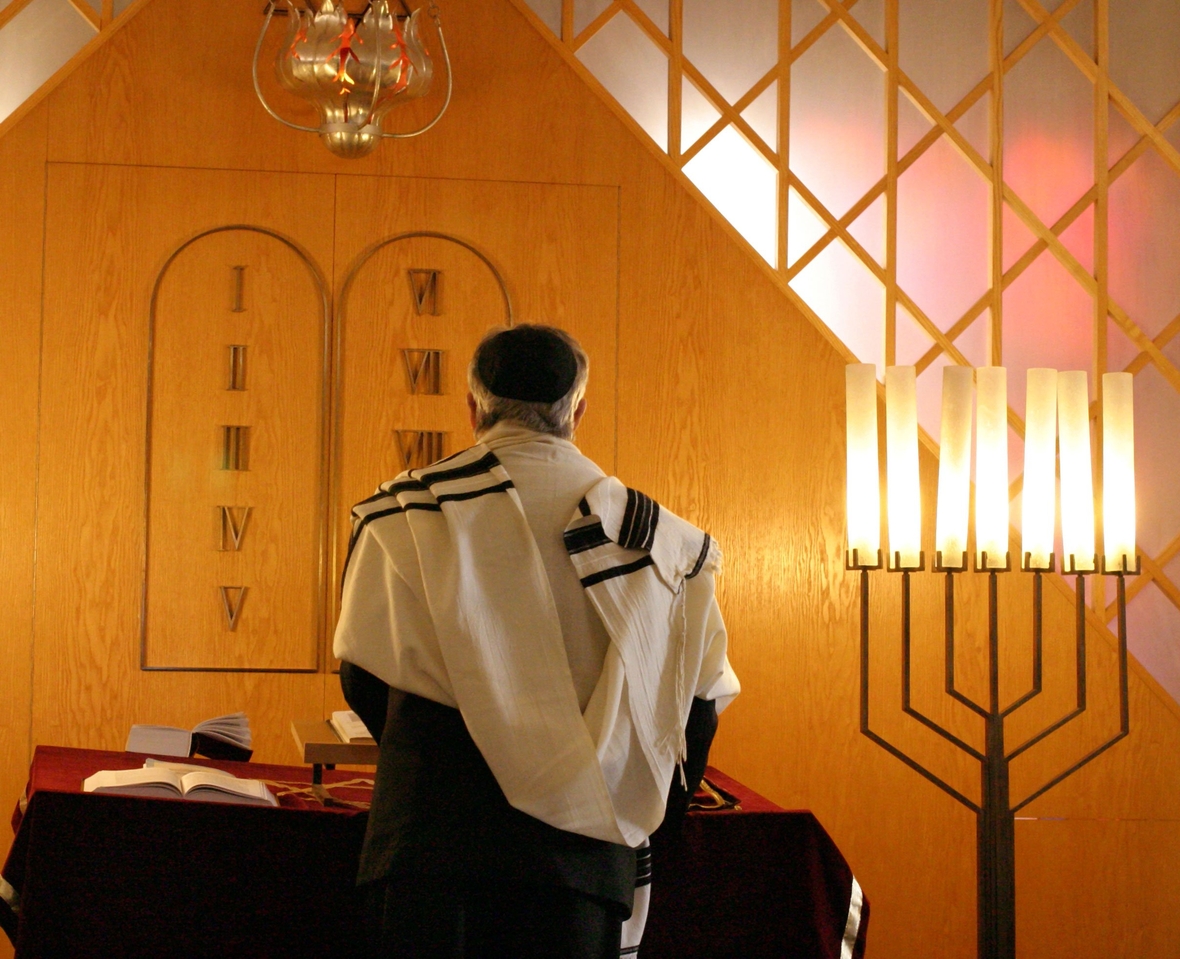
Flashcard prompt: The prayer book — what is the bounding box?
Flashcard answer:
[82,766,278,807]
[125,712,254,761]
[329,710,376,745]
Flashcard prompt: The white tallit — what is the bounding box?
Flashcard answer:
[333,441,739,847]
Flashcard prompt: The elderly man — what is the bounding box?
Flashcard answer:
[334,325,739,959]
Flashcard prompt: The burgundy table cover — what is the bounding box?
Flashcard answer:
[2,746,868,958]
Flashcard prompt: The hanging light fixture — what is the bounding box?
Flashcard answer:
[253,0,452,160]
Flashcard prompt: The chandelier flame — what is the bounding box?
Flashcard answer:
[254,0,452,159]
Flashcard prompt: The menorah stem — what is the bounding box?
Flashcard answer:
[978,569,1016,959]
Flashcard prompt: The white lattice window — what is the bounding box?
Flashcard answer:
[519,0,1180,706]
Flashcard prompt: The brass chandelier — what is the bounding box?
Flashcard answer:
[253,0,452,159]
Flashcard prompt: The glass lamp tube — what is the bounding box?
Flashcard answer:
[845,364,881,564]
[885,366,922,568]
[975,367,1009,568]
[1102,372,1136,571]
[935,366,973,569]
[1022,369,1058,570]
[1058,371,1096,572]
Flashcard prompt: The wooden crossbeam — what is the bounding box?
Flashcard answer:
[67,0,101,30]
[989,0,1004,365]
[1015,0,1180,183]
[1108,533,1180,621]
[777,0,791,273]
[1120,550,1180,624]
[0,0,37,31]
[0,0,153,144]
[593,0,778,167]
[1124,311,1180,376]
[1092,0,1112,614]
[677,65,778,167]
[914,293,990,376]
[915,92,1180,382]
[884,0,899,366]
[667,0,682,160]
[785,79,988,281]
[788,0,870,66]
[786,170,973,370]
[570,1,619,50]
[784,11,1086,288]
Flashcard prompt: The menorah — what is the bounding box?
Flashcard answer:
[845,364,1137,959]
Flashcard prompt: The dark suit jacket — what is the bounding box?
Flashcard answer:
[341,663,717,914]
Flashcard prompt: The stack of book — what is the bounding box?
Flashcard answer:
[125,712,254,761]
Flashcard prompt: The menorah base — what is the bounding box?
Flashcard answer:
[855,566,1131,959]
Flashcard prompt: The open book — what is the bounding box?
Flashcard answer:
[125,712,253,761]
[329,710,376,745]
[83,766,277,807]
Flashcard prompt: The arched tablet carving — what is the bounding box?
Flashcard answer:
[143,225,331,672]
[331,232,513,625]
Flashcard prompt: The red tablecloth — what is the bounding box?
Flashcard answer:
[2,747,868,958]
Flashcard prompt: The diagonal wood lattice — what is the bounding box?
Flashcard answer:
[512,0,1180,664]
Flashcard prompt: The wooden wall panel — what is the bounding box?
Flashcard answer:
[43,0,626,188]
[145,230,327,670]
[0,0,1168,957]
[0,105,47,926]
[31,164,336,761]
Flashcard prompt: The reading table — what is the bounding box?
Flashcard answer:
[2,746,868,958]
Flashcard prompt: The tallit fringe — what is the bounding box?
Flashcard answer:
[675,580,688,789]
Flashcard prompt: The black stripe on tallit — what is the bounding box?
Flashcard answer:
[435,480,514,504]
[618,487,659,552]
[579,555,655,588]
[342,504,417,585]
[343,481,512,586]
[578,497,592,517]
[351,476,429,515]
[563,523,611,555]
[642,501,659,550]
[686,533,712,579]
[418,451,500,487]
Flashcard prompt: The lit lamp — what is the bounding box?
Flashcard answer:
[1102,372,1137,574]
[1021,369,1057,571]
[934,366,972,571]
[885,366,922,570]
[845,362,1135,959]
[253,1,453,159]
[1058,371,1096,573]
[975,367,1009,569]
[845,364,881,570]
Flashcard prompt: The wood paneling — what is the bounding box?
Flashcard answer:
[31,163,335,756]
[0,1,1171,958]
[0,104,47,918]
[146,230,328,669]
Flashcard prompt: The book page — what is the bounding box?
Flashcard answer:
[179,771,277,807]
[191,713,252,749]
[330,710,376,744]
[83,767,184,795]
[145,758,236,777]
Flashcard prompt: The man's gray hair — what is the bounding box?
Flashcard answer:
[467,325,589,439]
